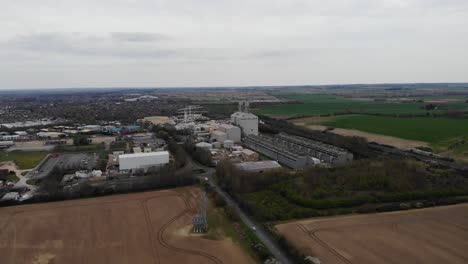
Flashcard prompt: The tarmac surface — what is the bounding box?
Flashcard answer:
[34,153,96,179]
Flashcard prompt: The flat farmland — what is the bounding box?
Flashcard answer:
[276,204,468,264]
[257,93,467,117]
[0,187,254,264]
[320,115,468,150]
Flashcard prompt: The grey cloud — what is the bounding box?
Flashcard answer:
[111,32,169,42]
[4,32,176,59]
[249,50,303,59]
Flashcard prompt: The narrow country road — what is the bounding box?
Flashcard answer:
[191,160,293,264]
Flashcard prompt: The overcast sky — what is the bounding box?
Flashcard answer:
[1,0,467,89]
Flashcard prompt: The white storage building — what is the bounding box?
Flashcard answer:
[119,151,169,171]
[211,130,227,143]
[218,124,241,142]
[0,141,15,147]
[230,102,258,136]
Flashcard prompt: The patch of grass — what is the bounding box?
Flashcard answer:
[205,206,265,262]
[54,143,105,153]
[26,178,40,185]
[320,115,468,150]
[110,141,127,151]
[205,207,237,240]
[0,151,48,169]
[438,136,468,163]
[3,172,19,182]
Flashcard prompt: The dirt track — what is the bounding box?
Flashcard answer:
[0,187,254,264]
[276,204,468,264]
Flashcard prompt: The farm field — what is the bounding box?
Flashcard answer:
[204,104,238,113]
[0,150,48,169]
[256,93,467,117]
[276,203,468,264]
[0,187,255,264]
[319,115,468,151]
[291,116,429,150]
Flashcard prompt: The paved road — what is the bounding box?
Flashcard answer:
[192,162,293,264]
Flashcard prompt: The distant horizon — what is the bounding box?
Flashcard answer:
[1,82,468,92]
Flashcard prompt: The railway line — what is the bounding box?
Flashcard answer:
[368,143,468,171]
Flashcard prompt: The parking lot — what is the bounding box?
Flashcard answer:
[34,153,97,179]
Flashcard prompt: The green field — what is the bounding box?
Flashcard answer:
[257,93,467,117]
[320,115,468,150]
[204,104,238,115]
[1,172,20,182]
[0,151,48,169]
[206,205,267,262]
[54,143,105,152]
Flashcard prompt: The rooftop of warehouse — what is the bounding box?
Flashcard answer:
[119,151,169,158]
[235,161,281,171]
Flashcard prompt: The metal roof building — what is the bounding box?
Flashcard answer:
[235,161,282,173]
[119,151,169,171]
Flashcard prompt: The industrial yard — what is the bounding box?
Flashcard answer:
[0,187,255,264]
[276,203,468,264]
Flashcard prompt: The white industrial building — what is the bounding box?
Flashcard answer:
[211,130,227,143]
[1,135,20,141]
[218,124,241,142]
[14,131,28,136]
[0,141,15,148]
[230,101,258,136]
[119,151,169,171]
[36,132,64,139]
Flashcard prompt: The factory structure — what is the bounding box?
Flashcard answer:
[169,101,351,170]
[230,101,258,136]
[244,132,353,169]
[118,151,170,171]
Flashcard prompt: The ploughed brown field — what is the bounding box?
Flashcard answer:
[276,204,468,264]
[0,187,254,264]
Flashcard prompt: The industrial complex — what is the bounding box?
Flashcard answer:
[244,132,353,169]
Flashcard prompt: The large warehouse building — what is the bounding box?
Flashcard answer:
[244,132,353,169]
[119,151,169,171]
